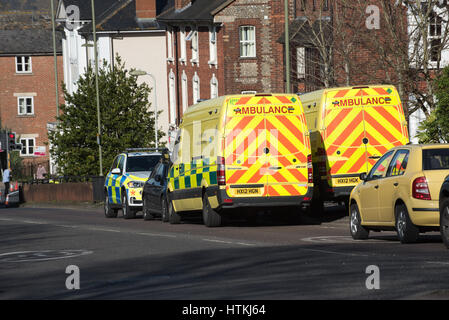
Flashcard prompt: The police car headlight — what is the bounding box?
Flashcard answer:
[127,181,144,188]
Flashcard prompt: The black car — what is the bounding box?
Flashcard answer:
[142,156,171,222]
[439,175,449,249]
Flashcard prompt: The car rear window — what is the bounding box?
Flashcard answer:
[126,155,161,172]
[423,149,449,170]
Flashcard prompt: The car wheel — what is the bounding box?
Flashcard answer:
[122,192,135,219]
[349,203,369,240]
[396,203,419,244]
[142,196,154,221]
[202,193,222,228]
[440,198,449,249]
[161,197,169,223]
[168,200,181,224]
[104,193,118,218]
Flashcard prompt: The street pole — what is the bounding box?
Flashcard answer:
[284,0,291,94]
[50,0,59,119]
[91,0,103,176]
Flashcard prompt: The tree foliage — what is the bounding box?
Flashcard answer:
[417,65,449,143]
[49,56,164,176]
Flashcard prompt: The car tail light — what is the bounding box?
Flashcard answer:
[217,156,226,185]
[412,177,431,200]
[307,154,313,184]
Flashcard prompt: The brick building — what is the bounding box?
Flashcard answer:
[0,29,64,175]
[158,0,290,144]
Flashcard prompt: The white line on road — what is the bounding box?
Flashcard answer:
[301,248,369,257]
[202,238,257,247]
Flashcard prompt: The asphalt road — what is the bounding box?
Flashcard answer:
[0,204,448,300]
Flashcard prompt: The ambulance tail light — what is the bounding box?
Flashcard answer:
[307,154,313,184]
[412,177,431,200]
[217,156,226,185]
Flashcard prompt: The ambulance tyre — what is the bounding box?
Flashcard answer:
[202,193,222,228]
[122,192,136,219]
[104,193,118,218]
[168,200,181,224]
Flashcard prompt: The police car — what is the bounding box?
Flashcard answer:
[104,148,167,219]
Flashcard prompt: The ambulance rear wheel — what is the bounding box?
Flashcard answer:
[202,193,222,228]
[104,193,118,218]
[168,200,181,224]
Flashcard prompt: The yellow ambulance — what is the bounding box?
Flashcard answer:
[167,94,313,227]
[299,85,409,205]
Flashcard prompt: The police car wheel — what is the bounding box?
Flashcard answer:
[143,197,154,221]
[168,200,181,224]
[202,193,222,228]
[104,194,118,218]
[122,193,135,219]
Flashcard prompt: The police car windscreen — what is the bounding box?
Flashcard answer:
[423,149,449,170]
[126,156,161,172]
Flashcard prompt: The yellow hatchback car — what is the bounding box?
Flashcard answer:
[349,144,449,243]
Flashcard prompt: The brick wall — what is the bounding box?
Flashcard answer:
[0,54,64,165]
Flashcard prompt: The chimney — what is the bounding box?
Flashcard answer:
[136,0,156,19]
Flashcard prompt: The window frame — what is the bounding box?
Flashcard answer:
[367,150,395,181]
[387,149,410,177]
[17,96,34,115]
[20,138,35,156]
[239,26,256,58]
[15,56,32,73]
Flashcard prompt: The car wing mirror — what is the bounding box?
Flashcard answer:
[111,168,121,175]
[155,175,161,182]
[360,172,367,182]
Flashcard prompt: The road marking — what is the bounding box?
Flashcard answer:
[135,232,177,238]
[301,248,369,257]
[202,238,257,247]
[301,235,396,244]
[426,261,449,266]
[0,250,93,263]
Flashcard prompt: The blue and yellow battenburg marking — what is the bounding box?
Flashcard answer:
[105,172,147,204]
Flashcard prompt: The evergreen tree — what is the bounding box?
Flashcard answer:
[49,56,164,176]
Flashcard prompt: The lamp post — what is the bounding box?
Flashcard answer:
[130,70,159,148]
[91,0,103,176]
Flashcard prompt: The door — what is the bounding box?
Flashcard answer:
[358,150,395,222]
[378,149,410,222]
[148,163,165,212]
[323,87,408,189]
[224,95,309,198]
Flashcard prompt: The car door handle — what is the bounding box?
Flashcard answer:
[374,185,379,189]
[394,183,399,187]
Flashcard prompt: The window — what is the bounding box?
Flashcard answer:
[297,47,306,79]
[387,150,410,177]
[210,74,218,99]
[192,72,200,104]
[209,26,217,65]
[20,138,35,156]
[239,26,256,58]
[167,28,174,62]
[182,71,188,112]
[168,69,176,124]
[429,13,443,62]
[18,97,34,115]
[423,148,449,170]
[16,56,32,73]
[368,151,395,180]
[180,27,187,63]
[186,27,199,63]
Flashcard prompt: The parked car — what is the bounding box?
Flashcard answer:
[104,148,167,219]
[349,144,449,243]
[439,176,449,249]
[142,153,171,222]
